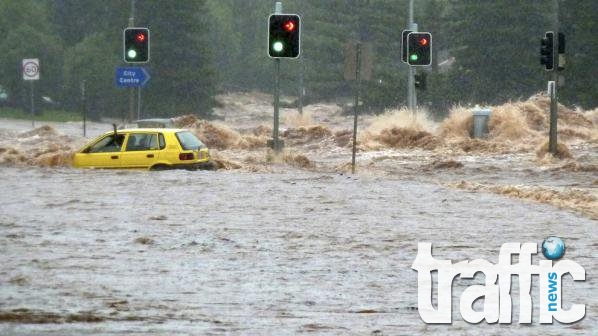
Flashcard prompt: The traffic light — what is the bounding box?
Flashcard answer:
[401,30,413,63]
[540,31,554,71]
[124,27,150,63]
[415,72,427,90]
[407,32,432,66]
[557,32,565,71]
[268,14,301,58]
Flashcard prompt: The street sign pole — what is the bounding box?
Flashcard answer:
[137,87,142,120]
[22,58,40,128]
[30,81,35,128]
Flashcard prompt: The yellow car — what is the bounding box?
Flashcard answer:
[73,128,213,170]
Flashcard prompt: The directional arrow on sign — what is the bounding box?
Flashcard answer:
[115,67,150,88]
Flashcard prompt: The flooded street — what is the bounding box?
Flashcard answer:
[0,167,596,335]
[0,93,597,334]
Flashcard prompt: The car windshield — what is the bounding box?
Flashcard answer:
[86,134,125,153]
[175,131,205,150]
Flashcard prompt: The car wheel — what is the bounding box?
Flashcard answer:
[150,164,171,171]
[199,161,217,171]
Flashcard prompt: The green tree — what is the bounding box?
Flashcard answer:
[0,1,63,112]
[62,33,126,120]
[443,1,550,105]
[50,0,128,46]
[560,0,598,109]
[137,0,219,118]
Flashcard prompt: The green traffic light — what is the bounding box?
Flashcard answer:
[123,27,149,63]
[268,14,300,58]
[127,49,137,59]
[272,41,284,53]
[410,54,419,62]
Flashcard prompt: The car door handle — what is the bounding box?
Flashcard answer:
[111,155,119,159]
[146,154,154,158]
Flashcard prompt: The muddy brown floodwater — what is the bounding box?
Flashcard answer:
[0,92,597,335]
[0,167,596,335]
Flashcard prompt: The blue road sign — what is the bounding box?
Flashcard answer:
[115,67,150,87]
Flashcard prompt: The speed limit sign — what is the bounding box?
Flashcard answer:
[22,58,40,80]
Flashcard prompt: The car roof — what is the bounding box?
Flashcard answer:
[135,118,176,128]
[103,128,189,134]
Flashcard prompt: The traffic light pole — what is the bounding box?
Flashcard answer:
[548,79,557,154]
[407,0,417,113]
[548,0,560,155]
[128,15,135,123]
[298,56,304,114]
[273,58,282,152]
[269,1,284,152]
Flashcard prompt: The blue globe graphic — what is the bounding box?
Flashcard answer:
[542,236,565,260]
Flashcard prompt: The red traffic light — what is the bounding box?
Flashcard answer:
[283,20,296,32]
[407,32,432,66]
[268,14,301,58]
[124,27,150,63]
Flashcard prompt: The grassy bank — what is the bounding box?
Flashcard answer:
[0,107,82,123]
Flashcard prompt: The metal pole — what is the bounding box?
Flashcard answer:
[273,58,281,152]
[81,80,87,137]
[549,0,559,155]
[298,56,304,114]
[271,1,283,152]
[549,78,558,154]
[137,87,142,120]
[128,2,135,123]
[30,81,35,128]
[407,0,416,113]
[408,0,414,27]
[351,43,361,174]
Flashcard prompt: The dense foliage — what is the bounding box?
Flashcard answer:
[0,0,596,120]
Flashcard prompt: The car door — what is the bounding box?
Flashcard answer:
[120,132,161,168]
[75,133,124,168]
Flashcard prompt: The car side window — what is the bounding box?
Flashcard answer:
[125,133,159,151]
[158,133,166,149]
[87,134,125,153]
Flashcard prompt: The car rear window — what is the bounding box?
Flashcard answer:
[175,131,205,150]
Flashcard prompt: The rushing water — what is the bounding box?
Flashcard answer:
[0,167,595,335]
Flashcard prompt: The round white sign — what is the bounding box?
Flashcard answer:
[22,58,40,80]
